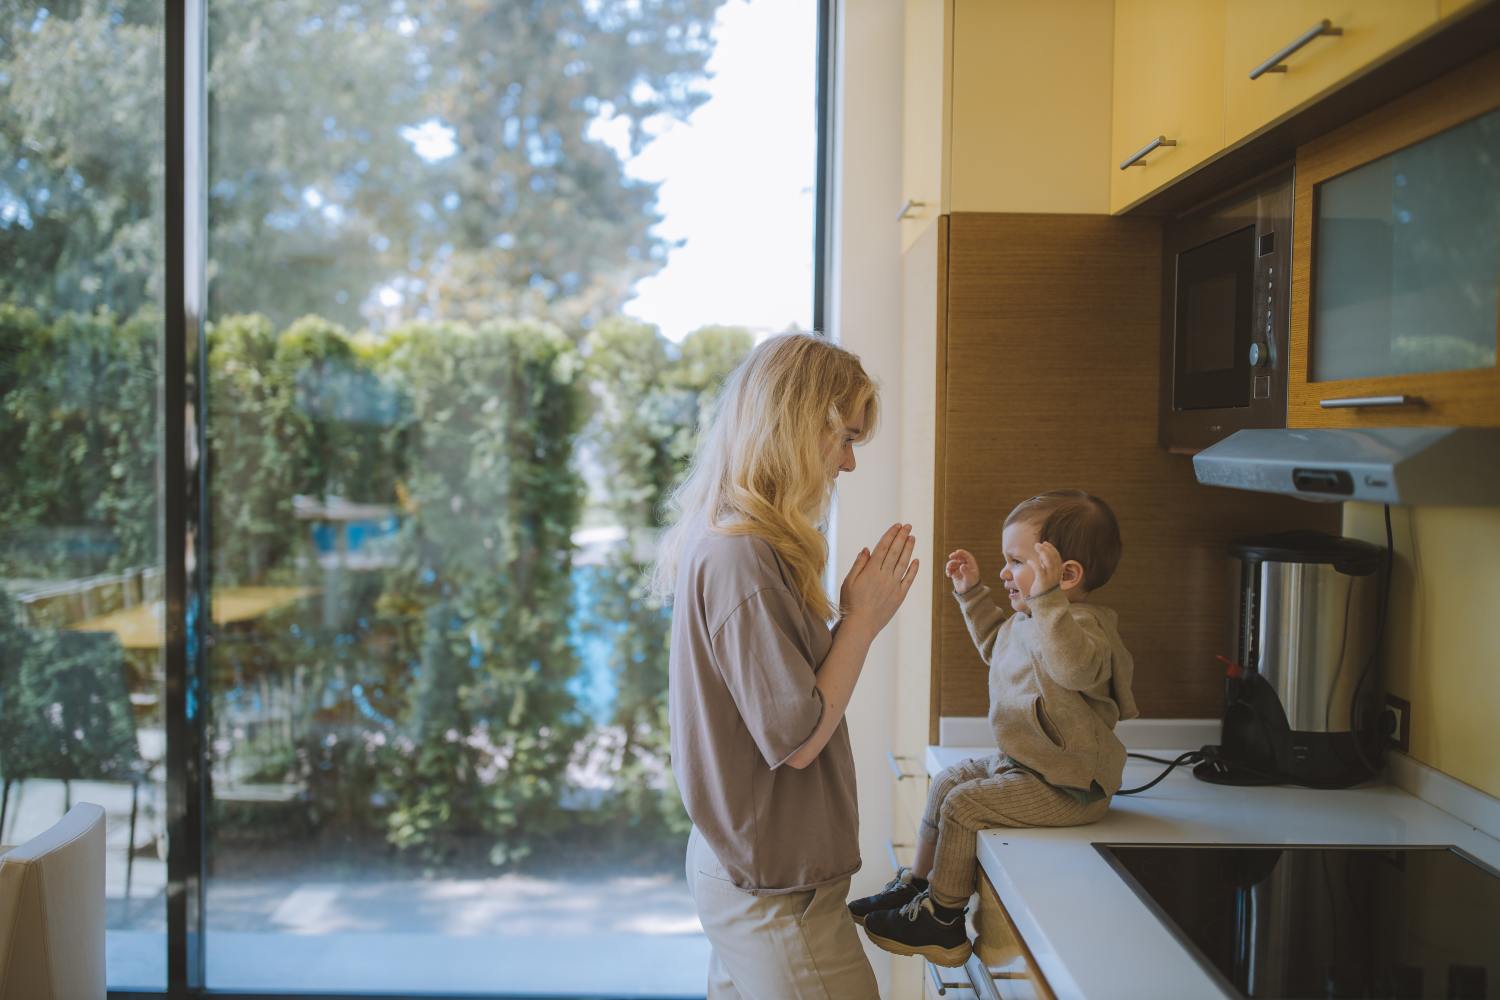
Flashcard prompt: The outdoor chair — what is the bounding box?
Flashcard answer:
[0,802,107,1000]
[0,628,149,898]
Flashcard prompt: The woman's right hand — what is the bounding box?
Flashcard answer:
[841,522,918,638]
[945,548,980,595]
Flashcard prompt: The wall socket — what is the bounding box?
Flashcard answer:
[1384,694,1411,753]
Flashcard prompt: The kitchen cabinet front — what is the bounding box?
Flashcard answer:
[1110,0,1481,213]
[1289,47,1500,427]
[1224,1,1438,145]
[973,871,1056,1000]
[1110,0,1227,213]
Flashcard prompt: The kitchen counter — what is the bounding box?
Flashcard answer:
[925,746,1500,1000]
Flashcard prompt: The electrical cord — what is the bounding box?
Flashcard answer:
[1345,503,1394,779]
[1119,740,1392,795]
[1117,750,1208,794]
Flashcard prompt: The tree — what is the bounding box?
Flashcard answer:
[0,1,165,320]
[0,0,727,331]
[409,0,723,331]
[0,304,159,577]
[376,319,588,862]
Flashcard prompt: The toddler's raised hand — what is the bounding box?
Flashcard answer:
[1027,540,1064,596]
[945,549,980,595]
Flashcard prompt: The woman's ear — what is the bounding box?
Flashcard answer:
[1059,559,1086,592]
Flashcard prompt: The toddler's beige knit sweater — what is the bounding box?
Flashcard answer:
[953,584,1138,795]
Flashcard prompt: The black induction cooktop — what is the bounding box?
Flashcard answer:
[1096,844,1500,1000]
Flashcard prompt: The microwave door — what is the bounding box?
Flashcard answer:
[1174,225,1257,411]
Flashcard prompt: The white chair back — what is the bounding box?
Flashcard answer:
[0,802,106,1000]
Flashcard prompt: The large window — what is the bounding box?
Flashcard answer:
[0,2,167,990]
[2,0,822,995]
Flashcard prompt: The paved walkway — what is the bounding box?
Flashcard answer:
[6,778,710,996]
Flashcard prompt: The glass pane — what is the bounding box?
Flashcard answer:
[0,2,167,989]
[201,0,810,994]
[1311,108,1500,382]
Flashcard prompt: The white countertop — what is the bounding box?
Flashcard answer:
[925,746,1500,1000]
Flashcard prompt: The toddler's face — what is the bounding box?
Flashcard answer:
[998,519,1041,613]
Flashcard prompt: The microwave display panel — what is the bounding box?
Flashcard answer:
[1173,225,1257,410]
[1311,107,1500,382]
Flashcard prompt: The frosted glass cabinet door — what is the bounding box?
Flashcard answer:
[1310,108,1500,382]
[1290,47,1500,428]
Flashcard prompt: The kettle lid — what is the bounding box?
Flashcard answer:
[1229,530,1385,575]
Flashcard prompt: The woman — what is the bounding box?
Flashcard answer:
[655,333,919,998]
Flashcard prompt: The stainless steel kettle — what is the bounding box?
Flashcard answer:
[1199,531,1386,787]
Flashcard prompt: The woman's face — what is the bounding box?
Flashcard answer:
[826,413,865,482]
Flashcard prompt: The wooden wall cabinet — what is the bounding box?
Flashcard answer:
[928,213,1334,728]
[1288,47,1500,428]
[1223,1,1437,145]
[1110,0,1226,213]
[902,0,1116,243]
[900,0,951,252]
[1111,0,1458,213]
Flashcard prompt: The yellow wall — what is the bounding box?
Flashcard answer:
[1344,503,1500,798]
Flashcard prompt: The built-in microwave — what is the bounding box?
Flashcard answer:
[1159,168,1294,453]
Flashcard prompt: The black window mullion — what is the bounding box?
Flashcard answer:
[163,0,209,995]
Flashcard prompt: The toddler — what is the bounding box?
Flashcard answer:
[852,489,1137,966]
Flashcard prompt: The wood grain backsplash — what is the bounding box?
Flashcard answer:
[931,212,1337,737]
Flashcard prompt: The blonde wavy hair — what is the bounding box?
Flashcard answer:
[653,333,879,621]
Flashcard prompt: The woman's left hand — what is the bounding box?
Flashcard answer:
[839,547,872,616]
[841,522,919,637]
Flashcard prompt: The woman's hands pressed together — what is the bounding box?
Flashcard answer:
[840,522,919,639]
[788,523,917,771]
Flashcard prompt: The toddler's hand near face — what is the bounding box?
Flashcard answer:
[945,549,980,595]
[1027,541,1065,596]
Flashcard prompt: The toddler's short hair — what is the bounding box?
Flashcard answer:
[1004,490,1121,592]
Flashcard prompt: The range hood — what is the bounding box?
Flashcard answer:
[1192,428,1500,504]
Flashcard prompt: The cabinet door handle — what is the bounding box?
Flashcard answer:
[964,953,1006,1000]
[927,961,971,996]
[1119,135,1177,170]
[1250,19,1344,79]
[887,749,920,780]
[897,198,927,221]
[1319,394,1424,409]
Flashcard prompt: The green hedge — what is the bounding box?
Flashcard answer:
[1,305,752,865]
[0,304,160,577]
[581,319,751,836]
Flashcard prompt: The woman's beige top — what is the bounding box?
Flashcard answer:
[668,528,860,895]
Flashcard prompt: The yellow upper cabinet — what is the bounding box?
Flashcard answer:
[948,0,1114,215]
[1110,0,1227,213]
[1224,1,1438,144]
[900,0,1115,240]
[900,0,951,252]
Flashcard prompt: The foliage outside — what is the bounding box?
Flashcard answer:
[0,0,724,331]
[0,303,749,865]
[0,0,783,869]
